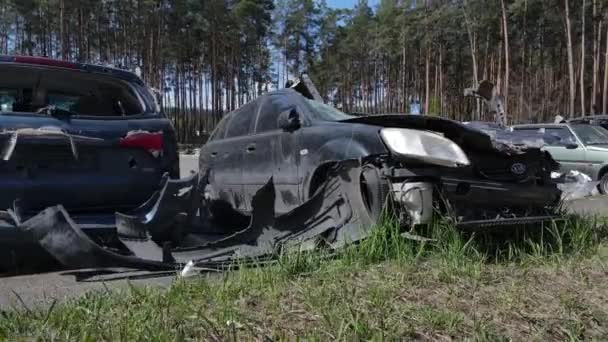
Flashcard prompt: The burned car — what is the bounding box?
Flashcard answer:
[0,56,179,270]
[199,88,561,230]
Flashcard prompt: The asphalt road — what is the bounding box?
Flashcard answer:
[179,153,199,178]
[0,153,607,311]
[564,195,608,217]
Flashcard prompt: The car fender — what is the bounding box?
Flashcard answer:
[317,138,374,162]
[302,137,386,199]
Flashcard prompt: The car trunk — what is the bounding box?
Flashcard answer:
[0,114,170,212]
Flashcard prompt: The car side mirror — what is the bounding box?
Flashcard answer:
[565,143,578,149]
[278,108,301,131]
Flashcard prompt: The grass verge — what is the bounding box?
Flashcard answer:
[1,215,607,340]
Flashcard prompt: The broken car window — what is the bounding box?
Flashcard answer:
[256,95,294,133]
[305,99,354,122]
[47,93,80,112]
[570,124,608,146]
[0,89,17,111]
[224,101,257,138]
[0,65,149,116]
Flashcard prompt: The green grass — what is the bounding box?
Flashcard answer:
[1,215,608,340]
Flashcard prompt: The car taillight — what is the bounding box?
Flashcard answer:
[119,131,163,157]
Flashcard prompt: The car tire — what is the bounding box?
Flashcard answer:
[359,164,390,223]
[599,173,608,194]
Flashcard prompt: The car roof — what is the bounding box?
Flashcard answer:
[0,55,143,84]
[569,114,608,122]
[511,123,569,128]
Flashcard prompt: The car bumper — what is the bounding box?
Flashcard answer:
[0,213,117,273]
[388,172,561,228]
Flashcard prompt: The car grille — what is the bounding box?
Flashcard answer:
[476,166,530,182]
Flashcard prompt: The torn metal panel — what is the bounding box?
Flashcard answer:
[14,160,375,273]
[17,205,173,271]
[174,161,362,263]
[0,127,92,161]
[117,172,198,240]
[289,74,324,103]
[464,80,506,127]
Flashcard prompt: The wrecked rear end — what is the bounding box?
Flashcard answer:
[0,58,178,271]
[344,115,561,228]
[0,59,178,213]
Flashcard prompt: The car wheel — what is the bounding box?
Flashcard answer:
[599,173,608,194]
[359,164,390,223]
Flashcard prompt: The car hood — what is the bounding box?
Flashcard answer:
[341,115,520,154]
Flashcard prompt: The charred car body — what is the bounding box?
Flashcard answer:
[199,87,561,230]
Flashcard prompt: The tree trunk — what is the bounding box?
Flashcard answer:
[60,0,67,60]
[603,24,608,114]
[501,0,510,120]
[463,1,480,119]
[565,0,576,118]
[580,0,586,116]
[591,0,599,114]
[424,43,430,115]
[520,0,528,123]
[439,43,444,115]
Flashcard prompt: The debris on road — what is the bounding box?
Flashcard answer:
[553,170,600,201]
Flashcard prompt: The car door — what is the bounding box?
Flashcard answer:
[242,94,301,214]
[541,127,588,174]
[199,113,232,200]
[210,101,258,212]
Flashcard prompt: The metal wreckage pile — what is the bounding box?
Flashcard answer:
[1,161,399,276]
[0,79,573,278]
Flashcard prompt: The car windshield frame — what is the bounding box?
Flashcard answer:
[570,124,608,146]
[304,99,354,122]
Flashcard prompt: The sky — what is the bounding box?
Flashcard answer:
[326,0,379,9]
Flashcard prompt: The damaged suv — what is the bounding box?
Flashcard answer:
[200,88,561,230]
[0,56,179,270]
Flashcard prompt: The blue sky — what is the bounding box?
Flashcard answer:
[326,0,379,9]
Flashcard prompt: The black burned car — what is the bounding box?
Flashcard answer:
[0,56,179,270]
[199,88,561,229]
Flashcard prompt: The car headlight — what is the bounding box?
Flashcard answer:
[380,128,470,167]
